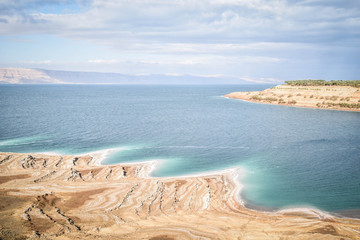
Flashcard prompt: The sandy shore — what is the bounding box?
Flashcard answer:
[225,85,360,112]
[1,152,360,239]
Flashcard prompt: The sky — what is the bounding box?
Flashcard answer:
[0,0,359,83]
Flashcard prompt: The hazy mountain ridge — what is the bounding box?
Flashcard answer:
[0,68,279,85]
[0,68,66,84]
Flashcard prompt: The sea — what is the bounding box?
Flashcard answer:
[0,84,359,217]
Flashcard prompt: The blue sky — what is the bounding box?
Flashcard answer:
[0,0,359,83]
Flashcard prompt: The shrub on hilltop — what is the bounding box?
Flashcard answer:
[285,80,360,87]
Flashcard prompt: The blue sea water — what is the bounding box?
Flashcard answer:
[0,85,359,215]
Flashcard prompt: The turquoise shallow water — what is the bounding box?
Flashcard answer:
[0,85,359,216]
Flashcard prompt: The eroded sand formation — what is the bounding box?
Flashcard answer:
[225,85,360,112]
[0,152,359,239]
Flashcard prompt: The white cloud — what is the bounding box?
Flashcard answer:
[164,73,185,76]
[88,59,119,64]
[20,60,53,64]
[2,0,359,43]
[0,0,359,79]
[239,76,282,84]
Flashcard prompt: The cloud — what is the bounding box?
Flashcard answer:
[0,0,359,79]
[239,76,282,84]
[20,60,53,64]
[88,59,119,64]
[1,0,359,44]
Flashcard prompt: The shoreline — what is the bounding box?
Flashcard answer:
[225,85,360,112]
[87,149,360,220]
[87,148,247,207]
[226,96,360,113]
[7,148,360,218]
[1,151,360,239]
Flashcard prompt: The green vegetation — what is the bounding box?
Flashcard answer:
[339,97,351,101]
[285,80,360,87]
[251,95,263,101]
[278,98,286,104]
[338,103,360,108]
[250,95,278,102]
[264,97,278,102]
[324,102,360,109]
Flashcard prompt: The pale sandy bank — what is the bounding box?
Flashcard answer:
[225,85,360,112]
[0,152,359,239]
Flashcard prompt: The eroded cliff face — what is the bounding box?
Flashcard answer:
[0,68,65,84]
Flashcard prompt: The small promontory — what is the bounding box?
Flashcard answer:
[225,80,360,112]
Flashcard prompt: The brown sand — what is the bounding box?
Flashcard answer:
[225,85,360,112]
[0,152,359,239]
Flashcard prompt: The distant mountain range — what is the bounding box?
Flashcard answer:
[0,68,279,85]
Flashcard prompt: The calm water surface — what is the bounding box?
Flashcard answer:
[0,85,359,215]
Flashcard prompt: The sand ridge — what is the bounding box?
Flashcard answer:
[0,152,359,239]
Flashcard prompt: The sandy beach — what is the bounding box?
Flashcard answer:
[225,85,360,112]
[0,151,360,239]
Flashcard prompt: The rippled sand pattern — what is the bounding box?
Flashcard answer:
[0,152,359,239]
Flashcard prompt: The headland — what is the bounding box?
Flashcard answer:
[1,151,359,239]
[225,80,360,112]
